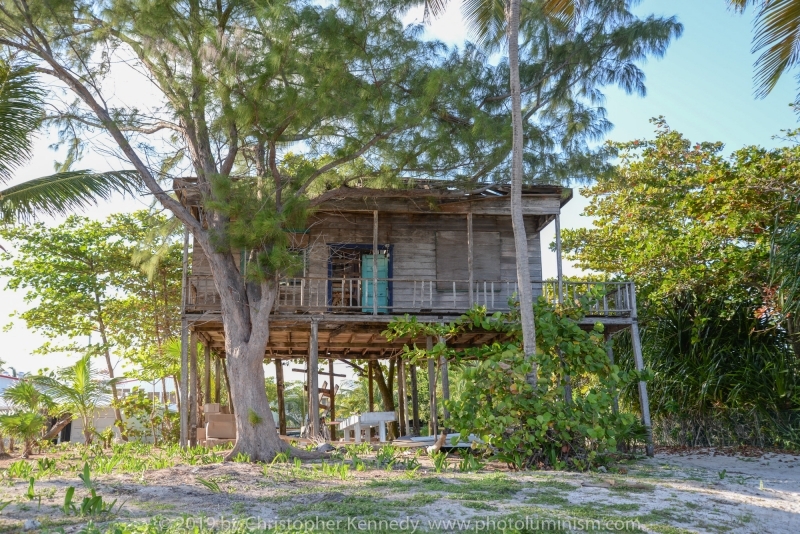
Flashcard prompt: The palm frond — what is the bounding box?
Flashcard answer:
[424,0,451,21]
[1,380,53,413]
[728,0,800,98]
[751,0,800,97]
[0,170,142,223]
[0,62,44,184]
[462,0,507,48]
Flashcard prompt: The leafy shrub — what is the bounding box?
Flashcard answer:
[387,295,647,470]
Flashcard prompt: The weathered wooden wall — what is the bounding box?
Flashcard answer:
[190,210,549,313]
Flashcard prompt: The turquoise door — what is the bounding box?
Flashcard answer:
[361,255,389,313]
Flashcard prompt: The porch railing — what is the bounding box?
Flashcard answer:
[187,275,634,317]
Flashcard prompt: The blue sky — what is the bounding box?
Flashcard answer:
[1,0,798,374]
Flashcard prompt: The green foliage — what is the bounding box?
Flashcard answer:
[30,355,117,446]
[0,412,47,457]
[563,122,800,448]
[116,387,176,445]
[431,451,449,473]
[0,211,182,385]
[0,61,42,183]
[195,477,221,493]
[388,298,645,470]
[6,460,33,479]
[247,408,263,426]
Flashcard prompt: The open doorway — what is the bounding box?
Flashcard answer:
[327,244,392,312]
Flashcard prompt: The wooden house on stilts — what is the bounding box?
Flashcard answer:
[175,180,654,455]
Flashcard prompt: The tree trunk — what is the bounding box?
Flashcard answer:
[94,294,127,437]
[507,0,537,388]
[372,360,397,439]
[214,273,287,461]
[42,414,72,441]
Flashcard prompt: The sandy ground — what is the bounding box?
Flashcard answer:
[0,447,797,533]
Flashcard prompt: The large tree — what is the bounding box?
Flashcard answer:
[0,0,491,460]
[561,120,800,351]
[425,0,681,387]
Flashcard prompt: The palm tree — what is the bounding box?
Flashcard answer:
[29,355,119,445]
[0,412,48,457]
[729,0,800,99]
[0,61,140,223]
[0,380,55,457]
[424,0,577,387]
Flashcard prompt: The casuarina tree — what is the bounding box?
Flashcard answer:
[0,0,499,460]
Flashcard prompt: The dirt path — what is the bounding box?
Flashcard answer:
[0,448,797,533]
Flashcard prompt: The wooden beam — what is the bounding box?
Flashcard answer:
[291,368,347,378]
[179,226,189,449]
[410,364,420,437]
[630,284,654,457]
[214,355,221,403]
[276,360,286,435]
[189,331,198,447]
[427,336,437,437]
[309,319,320,438]
[368,360,374,413]
[203,343,211,408]
[397,356,407,437]
[329,359,337,439]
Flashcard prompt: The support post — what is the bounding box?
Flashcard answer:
[555,214,572,405]
[372,210,378,316]
[368,359,375,440]
[368,360,375,412]
[179,227,189,449]
[203,344,211,408]
[439,335,450,424]
[427,336,438,436]
[276,360,286,435]
[189,331,198,447]
[629,283,654,457]
[328,359,337,440]
[397,356,407,437]
[467,212,474,306]
[410,364,420,436]
[214,356,222,403]
[309,320,320,438]
[555,214,564,304]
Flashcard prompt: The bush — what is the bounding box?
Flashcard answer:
[386,295,648,470]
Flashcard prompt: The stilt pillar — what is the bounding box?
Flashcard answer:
[410,363,420,436]
[215,357,222,403]
[276,360,286,435]
[630,283,654,457]
[203,344,211,407]
[309,319,320,438]
[427,336,438,436]
[397,356,408,437]
[189,331,198,447]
